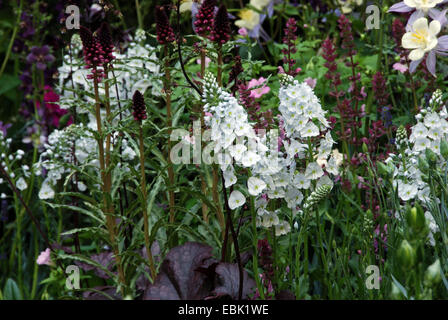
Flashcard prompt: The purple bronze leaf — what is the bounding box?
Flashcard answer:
[211,262,256,300]
[143,242,217,300]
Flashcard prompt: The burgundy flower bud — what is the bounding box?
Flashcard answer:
[155,5,175,45]
[97,22,115,65]
[79,26,105,81]
[132,90,147,122]
[210,5,231,45]
[194,0,216,37]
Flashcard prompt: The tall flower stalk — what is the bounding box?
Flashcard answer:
[156,5,176,224]
[79,26,126,291]
[210,4,231,234]
[133,90,157,279]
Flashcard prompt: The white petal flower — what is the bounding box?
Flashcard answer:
[275,220,291,236]
[300,121,320,138]
[305,162,324,180]
[262,212,279,228]
[16,177,27,191]
[228,190,246,210]
[241,151,261,167]
[398,182,418,201]
[294,173,311,189]
[39,180,55,200]
[402,18,440,61]
[247,177,267,196]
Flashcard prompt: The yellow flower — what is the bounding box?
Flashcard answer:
[250,0,271,10]
[235,9,260,30]
[402,17,440,61]
[338,0,363,14]
[180,0,200,13]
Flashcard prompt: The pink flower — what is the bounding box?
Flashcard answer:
[247,77,270,99]
[238,27,248,36]
[196,56,211,68]
[36,248,52,266]
[304,77,317,89]
[393,62,408,73]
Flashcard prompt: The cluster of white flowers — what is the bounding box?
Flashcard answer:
[385,90,448,203]
[383,90,447,246]
[201,73,340,236]
[57,30,161,114]
[36,29,158,201]
[202,71,267,183]
[35,124,137,200]
[251,76,340,233]
[0,132,31,194]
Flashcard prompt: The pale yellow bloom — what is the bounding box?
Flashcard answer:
[180,0,200,13]
[250,0,271,10]
[402,17,440,61]
[403,0,443,12]
[338,0,363,14]
[235,9,260,30]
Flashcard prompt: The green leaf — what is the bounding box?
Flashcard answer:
[0,74,20,96]
[391,274,408,299]
[3,278,22,300]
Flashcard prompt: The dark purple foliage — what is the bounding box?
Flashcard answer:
[143,242,256,300]
[144,242,216,300]
[211,263,256,300]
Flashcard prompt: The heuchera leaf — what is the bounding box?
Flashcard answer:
[144,242,216,300]
[211,262,256,300]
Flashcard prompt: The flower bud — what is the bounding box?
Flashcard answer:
[418,155,429,174]
[425,148,437,165]
[376,162,391,177]
[397,240,416,270]
[406,205,426,232]
[440,139,448,160]
[424,259,441,287]
[362,142,369,154]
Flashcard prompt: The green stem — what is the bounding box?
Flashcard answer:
[0,0,23,80]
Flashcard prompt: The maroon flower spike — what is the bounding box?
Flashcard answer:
[372,72,389,107]
[338,15,356,56]
[155,5,175,45]
[132,90,147,122]
[282,18,299,76]
[97,22,115,65]
[194,0,216,37]
[210,5,231,45]
[79,26,105,81]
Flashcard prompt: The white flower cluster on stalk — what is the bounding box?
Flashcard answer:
[35,125,137,200]
[57,30,161,114]
[385,90,448,203]
[383,90,448,245]
[252,75,340,232]
[0,132,31,195]
[201,73,340,236]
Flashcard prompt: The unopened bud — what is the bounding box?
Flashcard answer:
[397,240,416,270]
